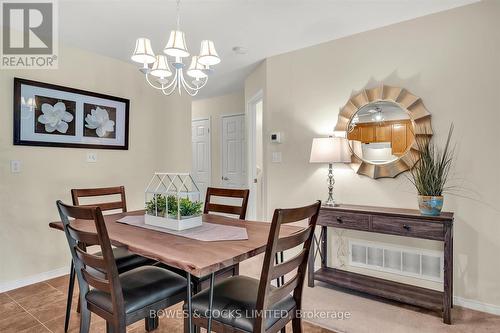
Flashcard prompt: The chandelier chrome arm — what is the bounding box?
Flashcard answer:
[145,71,175,90]
[179,71,208,96]
[145,69,208,97]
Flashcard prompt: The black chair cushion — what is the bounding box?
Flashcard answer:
[95,247,156,273]
[184,276,296,332]
[86,266,187,314]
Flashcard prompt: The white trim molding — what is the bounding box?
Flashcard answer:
[0,266,68,293]
[453,296,500,316]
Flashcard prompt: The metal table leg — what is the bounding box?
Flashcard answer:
[187,273,193,333]
[207,272,215,333]
[64,260,75,333]
[187,272,216,333]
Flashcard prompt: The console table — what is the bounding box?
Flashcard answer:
[307,204,454,324]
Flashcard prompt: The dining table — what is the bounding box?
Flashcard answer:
[49,210,302,333]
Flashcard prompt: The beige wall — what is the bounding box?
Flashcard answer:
[248,0,500,307]
[192,92,245,187]
[0,46,191,285]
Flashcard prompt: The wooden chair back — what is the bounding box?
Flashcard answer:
[71,186,127,213]
[203,187,250,220]
[56,200,124,326]
[255,201,321,332]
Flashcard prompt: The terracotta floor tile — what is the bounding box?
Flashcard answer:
[28,296,79,323]
[0,310,40,332]
[44,311,106,333]
[16,287,66,311]
[6,282,54,301]
[17,323,51,332]
[0,293,12,306]
[46,274,76,293]
[0,300,24,318]
[43,312,78,333]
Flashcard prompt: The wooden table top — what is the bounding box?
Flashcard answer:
[49,210,301,277]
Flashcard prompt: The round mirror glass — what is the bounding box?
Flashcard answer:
[347,101,415,165]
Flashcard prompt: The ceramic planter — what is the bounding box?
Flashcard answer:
[145,214,202,231]
[418,195,444,216]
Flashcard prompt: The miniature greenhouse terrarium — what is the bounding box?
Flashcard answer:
[145,173,203,231]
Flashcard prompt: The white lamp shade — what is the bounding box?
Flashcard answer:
[150,55,172,78]
[310,137,351,163]
[198,40,220,66]
[187,56,208,79]
[164,30,190,58]
[131,38,156,64]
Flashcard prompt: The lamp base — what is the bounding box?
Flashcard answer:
[324,163,339,207]
[323,200,339,207]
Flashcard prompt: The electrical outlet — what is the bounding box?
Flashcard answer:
[10,160,21,173]
[86,152,97,163]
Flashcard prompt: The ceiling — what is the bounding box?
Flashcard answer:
[58,0,479,99]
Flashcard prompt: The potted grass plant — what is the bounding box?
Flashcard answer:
[408,124,455,216]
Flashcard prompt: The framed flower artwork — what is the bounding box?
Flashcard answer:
[13,78,129,150]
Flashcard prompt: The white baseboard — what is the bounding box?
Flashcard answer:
[453,296,500,316]
[0,266,68,293]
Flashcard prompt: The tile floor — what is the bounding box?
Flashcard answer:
[0,275,334,333]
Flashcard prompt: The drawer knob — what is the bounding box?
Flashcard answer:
[403,224,411,231]
[336,217,343,223]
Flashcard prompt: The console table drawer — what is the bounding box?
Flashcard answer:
[371,216,444,240]
[319,210,369,231]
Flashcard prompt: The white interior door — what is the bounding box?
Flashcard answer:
[247,92,264,220]
[222,114,246,188]
[192,118,210,200]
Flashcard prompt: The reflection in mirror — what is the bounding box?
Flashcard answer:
[347,101,414,165]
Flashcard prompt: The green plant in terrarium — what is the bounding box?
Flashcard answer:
[146,194,167,217]
[177,197,203,217]
[145,194,202,218]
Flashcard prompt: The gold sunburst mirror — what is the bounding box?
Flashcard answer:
[335,85,433,179]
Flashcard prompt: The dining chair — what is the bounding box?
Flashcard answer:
[56,200,187,333]
[203,187,250,220]
[184,200,321,333]
[64,186,155,332]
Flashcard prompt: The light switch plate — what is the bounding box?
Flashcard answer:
[10,160,21,173]
[272,152,282,163]
[86,152,97,163]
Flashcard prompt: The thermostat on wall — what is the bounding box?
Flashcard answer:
[270,132,281,143]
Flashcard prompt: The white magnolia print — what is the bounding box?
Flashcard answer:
[37,102,74,134]
[85,106,115,137]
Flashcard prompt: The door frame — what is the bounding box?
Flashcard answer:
[220,113,246,188]
[192,117,212,192]
[246,90,264,220]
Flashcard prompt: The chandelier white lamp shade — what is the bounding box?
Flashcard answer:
[150,55,172,79]
[130,0,220,96]
[187,56,208,80]
[164,30,189,58]
[131,38,156,68]
[198,40,221,66]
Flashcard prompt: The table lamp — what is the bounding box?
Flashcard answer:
[310,136,351,206]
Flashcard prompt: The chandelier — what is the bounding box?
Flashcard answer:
[130,0,220,96]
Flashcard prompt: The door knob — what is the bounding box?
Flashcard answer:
[222,176,229,181]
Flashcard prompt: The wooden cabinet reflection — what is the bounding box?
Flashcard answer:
[348,120,414,156]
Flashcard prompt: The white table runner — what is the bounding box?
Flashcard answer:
[117,215,248,242]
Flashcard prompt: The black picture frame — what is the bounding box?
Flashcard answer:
[13,77,130,150]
